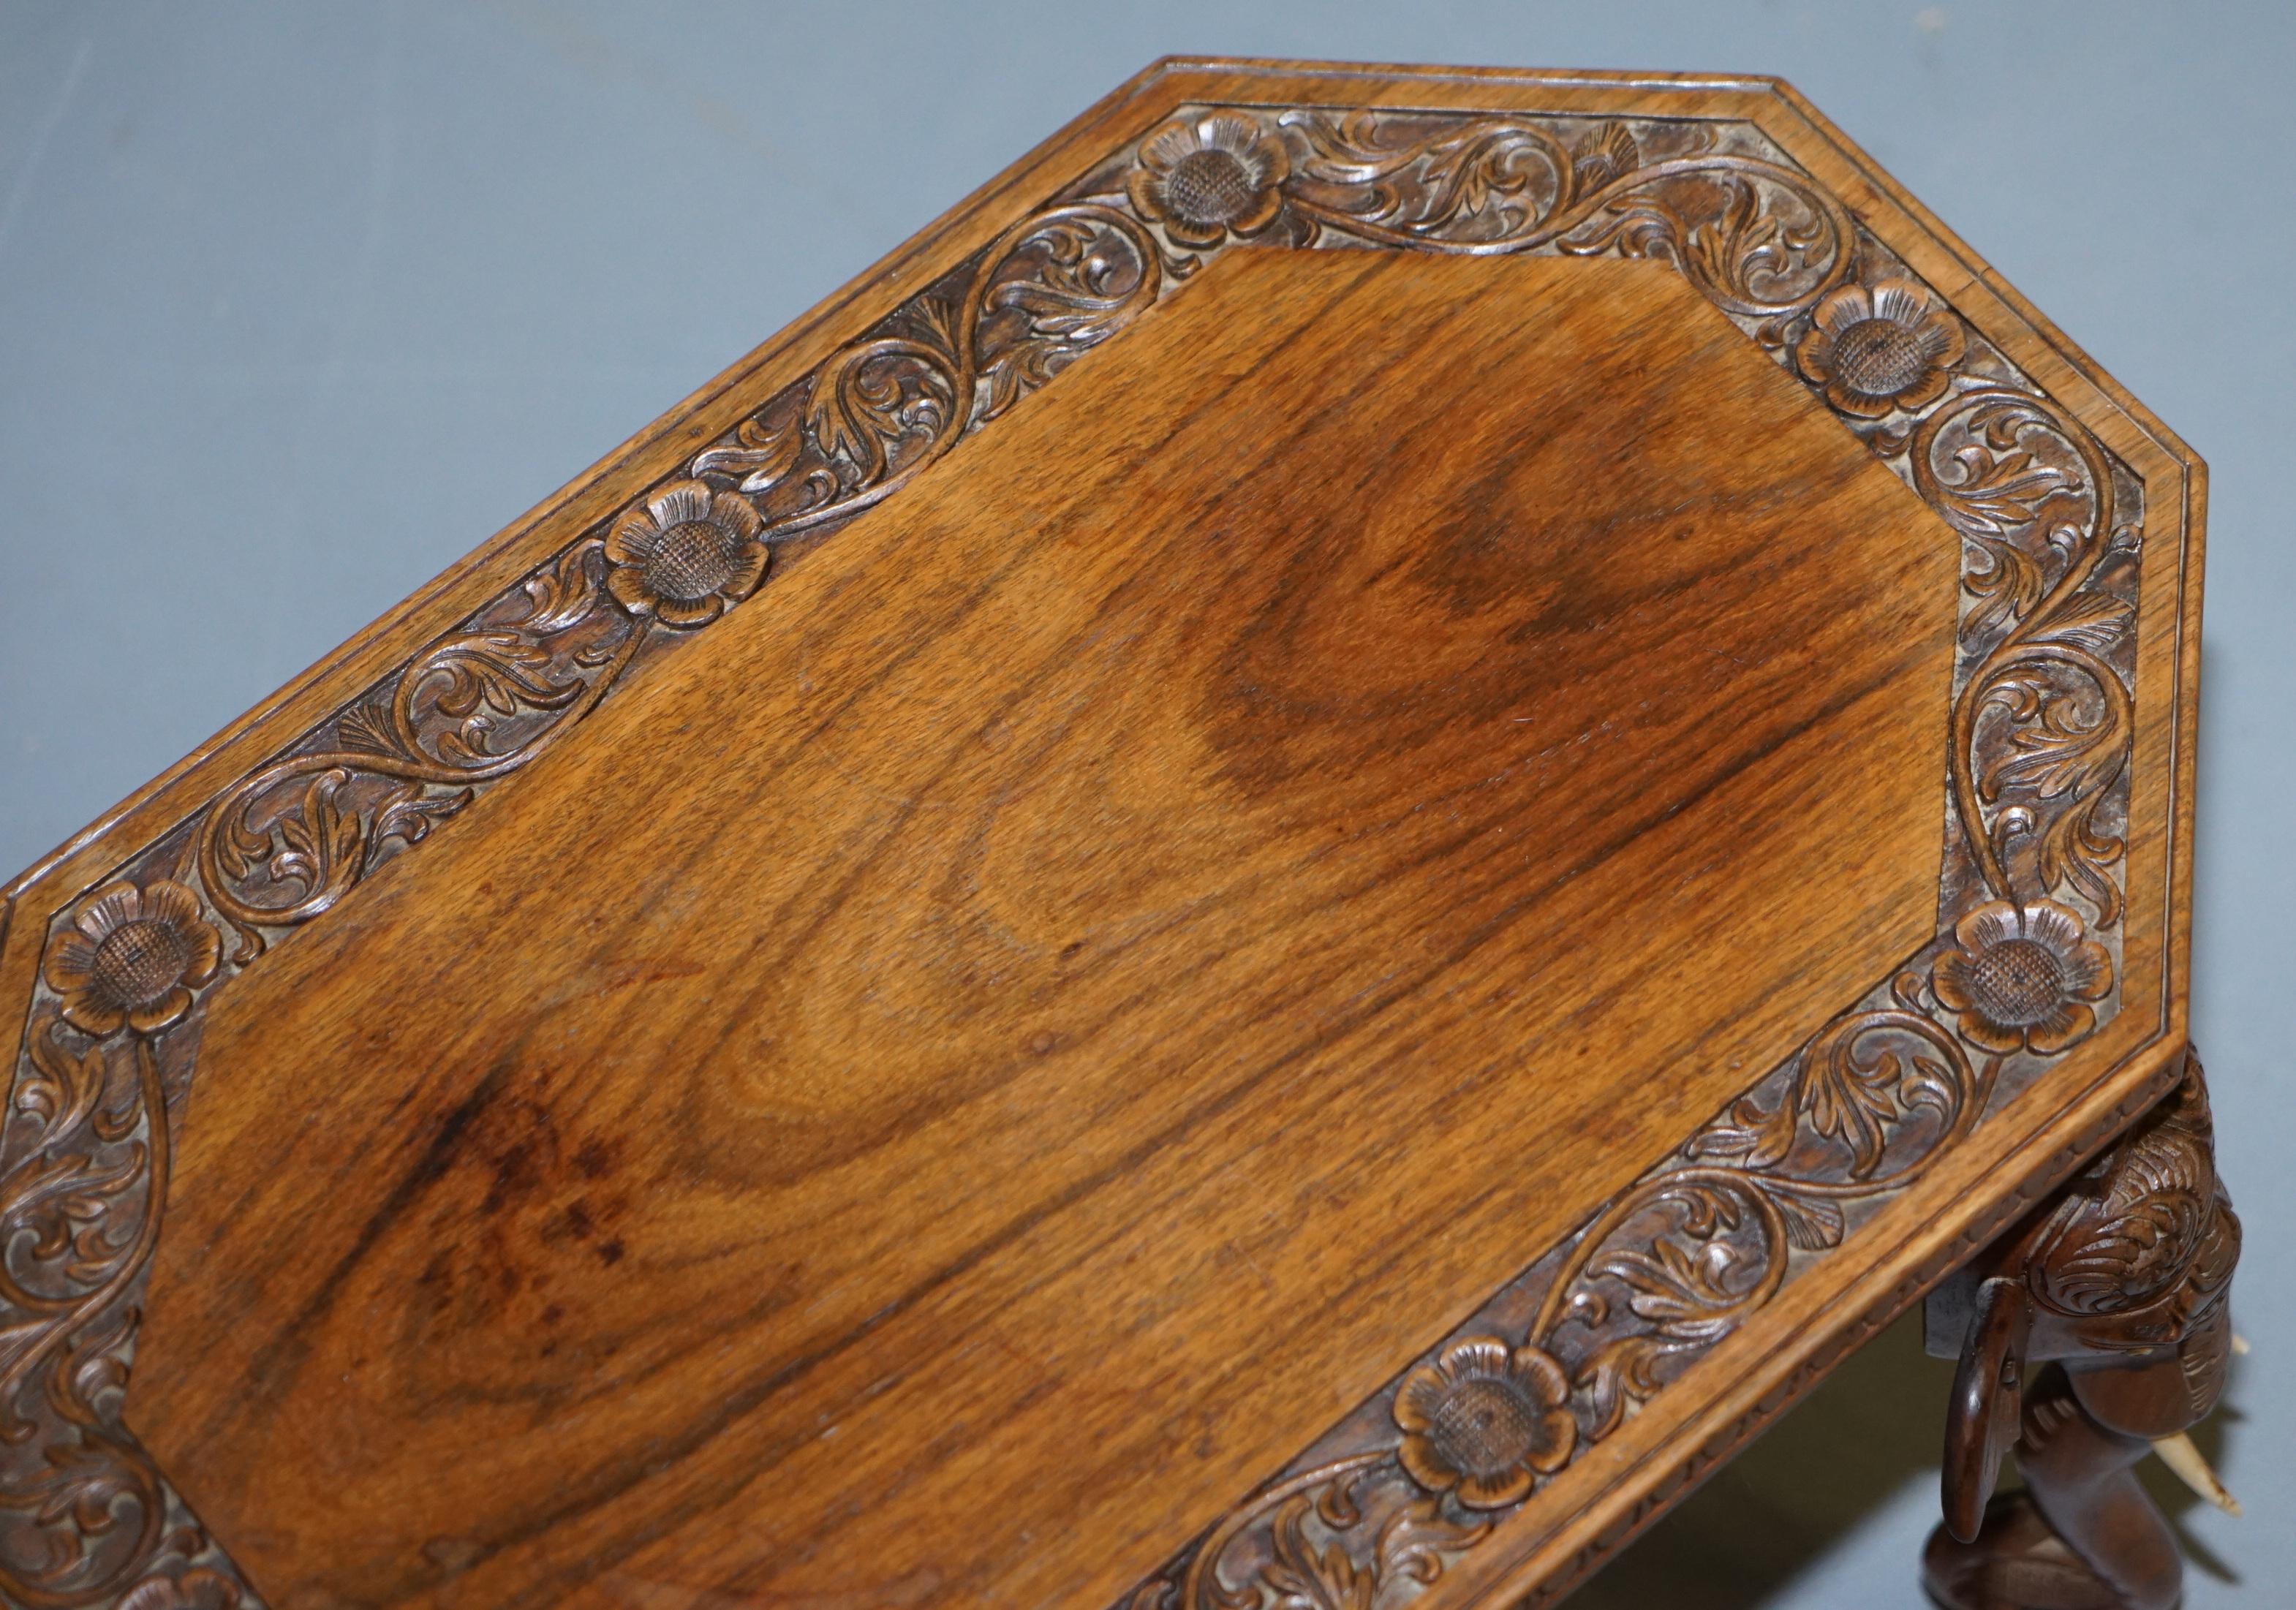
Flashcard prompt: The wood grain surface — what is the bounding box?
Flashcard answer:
[132,249,1957,1608]
[0,61,2210,1610]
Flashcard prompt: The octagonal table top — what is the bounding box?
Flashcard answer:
[0,58,2204,1610]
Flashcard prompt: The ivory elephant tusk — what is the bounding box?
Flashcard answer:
[2152,1432,2242,1516]
[2232,1333,2251,1356]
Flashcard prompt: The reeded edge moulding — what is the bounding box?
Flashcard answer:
[0,61,2202,1610]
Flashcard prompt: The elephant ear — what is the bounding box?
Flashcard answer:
[1942,1276,2033,1544]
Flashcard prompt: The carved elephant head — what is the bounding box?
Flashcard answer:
[1938,1059,2240,1540]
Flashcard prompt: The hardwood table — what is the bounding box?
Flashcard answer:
[0,60,2238,1610]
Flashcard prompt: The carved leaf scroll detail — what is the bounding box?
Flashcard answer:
[1917,388,2138,927]
[1270,113,1857,318]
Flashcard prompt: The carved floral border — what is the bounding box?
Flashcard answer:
[0,104,2148,1610]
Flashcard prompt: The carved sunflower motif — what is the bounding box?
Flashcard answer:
[604,480,767,629]
[1794,277,1965,418]
[42,878,222,1039]
[1394,1337,1577,1509]
[1127,113,1290,247]
[1931,898,2112,1057]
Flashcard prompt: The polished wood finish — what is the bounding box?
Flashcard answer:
[135,250,1955,1609]
[0,61,2218,1610]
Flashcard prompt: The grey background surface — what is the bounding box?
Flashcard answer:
[0,3,2286,1606]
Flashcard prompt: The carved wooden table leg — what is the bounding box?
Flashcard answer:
[1921,1053,2241,1610]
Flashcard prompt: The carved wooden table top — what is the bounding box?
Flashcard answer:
[0,60,2221,1610]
